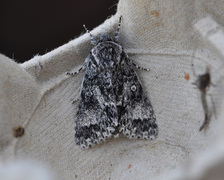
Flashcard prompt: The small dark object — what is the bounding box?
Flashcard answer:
[197,67,211,131]
[195,67,211,94]
[193,66,212,131]
[67,16,158,148]
[13,126,25,138]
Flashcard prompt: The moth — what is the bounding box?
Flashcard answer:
[195,67,211,131]
[67,17,158,148]
[192,64,216,131]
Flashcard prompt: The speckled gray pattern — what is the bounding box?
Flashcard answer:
[72,17,157,148]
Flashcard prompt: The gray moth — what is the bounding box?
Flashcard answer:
[67,16,158,148]
[192,65,216,131]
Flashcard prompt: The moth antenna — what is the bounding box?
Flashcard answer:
[83,24,97,45]
[206,66,210,74]
[191,51,197,77]
[114,16,122,42]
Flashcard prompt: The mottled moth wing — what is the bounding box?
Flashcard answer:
[114,52,158,140]
[75,53,118,148]
[72,16,158,148]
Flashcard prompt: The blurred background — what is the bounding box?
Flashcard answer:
[0,0,117,63]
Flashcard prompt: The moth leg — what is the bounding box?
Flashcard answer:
[208,93,217,119]
[66,65,86,75]
[199,91,209,131]
[210,82,216,87]
[132,61,150,71]
[114,16,122,42]
[72,98,80,104]
[199,116,208,131]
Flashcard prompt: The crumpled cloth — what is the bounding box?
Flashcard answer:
[1,0,224,179]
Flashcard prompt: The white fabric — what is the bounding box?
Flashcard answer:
[0,161,54,180]
[1,0,224,179]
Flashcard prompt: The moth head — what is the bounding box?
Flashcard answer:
[83,16,122,45]
[98,34,113,43]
